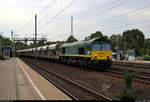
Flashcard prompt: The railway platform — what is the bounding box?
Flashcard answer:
[0,58,71,100]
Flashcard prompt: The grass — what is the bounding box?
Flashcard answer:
[144,55,150,61]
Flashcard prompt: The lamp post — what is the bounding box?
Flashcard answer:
[0,32,4,56]
[13,34,19,56]
[115,37,119,50]
[115,37,119,60]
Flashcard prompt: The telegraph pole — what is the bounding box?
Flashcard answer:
[11,30,13,41]
[0,32,3,56]
[11,30,14,57]
[71,16,73,36]
[35,14,37,58]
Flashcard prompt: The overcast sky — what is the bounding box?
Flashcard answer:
[0,0,150,42]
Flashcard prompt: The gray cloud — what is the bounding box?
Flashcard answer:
[0,0,150,41]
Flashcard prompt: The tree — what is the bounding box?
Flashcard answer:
[37,40,45,47]
[144,39,150,49]
[0,36,12,47]
[122,29,145,56]
[66,35,78,43]
[29,43,34,48]
[15,41,29,50]
[85,31,103,40]
[143,39,150,56]
[3,38,12,46]
[110,34,123,51]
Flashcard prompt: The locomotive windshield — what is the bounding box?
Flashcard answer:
[92,44,101,51]
[102,43,111,51]
[92,43,110,51]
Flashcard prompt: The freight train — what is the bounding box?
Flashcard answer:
[17,37,112,71]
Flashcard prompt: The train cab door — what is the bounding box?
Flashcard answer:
[79,48,85,55]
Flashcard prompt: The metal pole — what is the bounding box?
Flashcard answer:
[0,38,1,56]
[11,30,13,41]
[11,30,14,57]
[116,38,118,49]
[13,35,15,57]
[35,14,37,58]
[71,16,73,36]
[1,34,3,57]
[1,37,3,56]
[0,32,3,56]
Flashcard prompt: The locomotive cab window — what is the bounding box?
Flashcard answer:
[102,43,111,51]
[79,48,85,55]
[62,48,66,54]
[92,43,101,51]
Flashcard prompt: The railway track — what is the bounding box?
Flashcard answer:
[113,61,150,69]
[112,62,150,77]
[22,58,113,100]
[111,67,150,77]
[107,70,150,85]
[110,66,150,85]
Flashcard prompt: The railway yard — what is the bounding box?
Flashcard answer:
[20,57,150,100]
[0,57,150,100]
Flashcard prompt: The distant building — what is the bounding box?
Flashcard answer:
[0,46,12,59]
[113,49,135,61]
[125,49,135,61]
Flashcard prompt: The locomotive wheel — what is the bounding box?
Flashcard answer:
[87,61,91,69]
[84,62,88,68]
[80,61,85,69]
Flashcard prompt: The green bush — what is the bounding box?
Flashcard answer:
[124,71,135,90]
[117,88,136,101]
[146,49,150,56]
[144,55,150,61]
[116,71,136,101]
[0,55,5,60]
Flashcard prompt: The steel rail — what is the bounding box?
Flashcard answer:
[22,58,113,100]
[24,60,78,100]
[108,68,150,85]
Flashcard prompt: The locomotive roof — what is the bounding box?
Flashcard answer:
[60,37,107,48]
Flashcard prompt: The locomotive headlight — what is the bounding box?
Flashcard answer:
[107,56,112,59]
[93,56,97,60]
[94,56,97,60]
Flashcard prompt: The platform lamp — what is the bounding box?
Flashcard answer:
[0,32,4,56]
[13,34,19,54]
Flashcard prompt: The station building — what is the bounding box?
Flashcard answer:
[0,46,12,59]
[113,49,135,61]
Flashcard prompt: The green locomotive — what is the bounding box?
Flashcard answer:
[59,37,112,71]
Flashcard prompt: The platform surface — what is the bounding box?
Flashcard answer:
[0,58,71,100]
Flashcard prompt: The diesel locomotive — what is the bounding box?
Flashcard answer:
[17,37,112,71]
